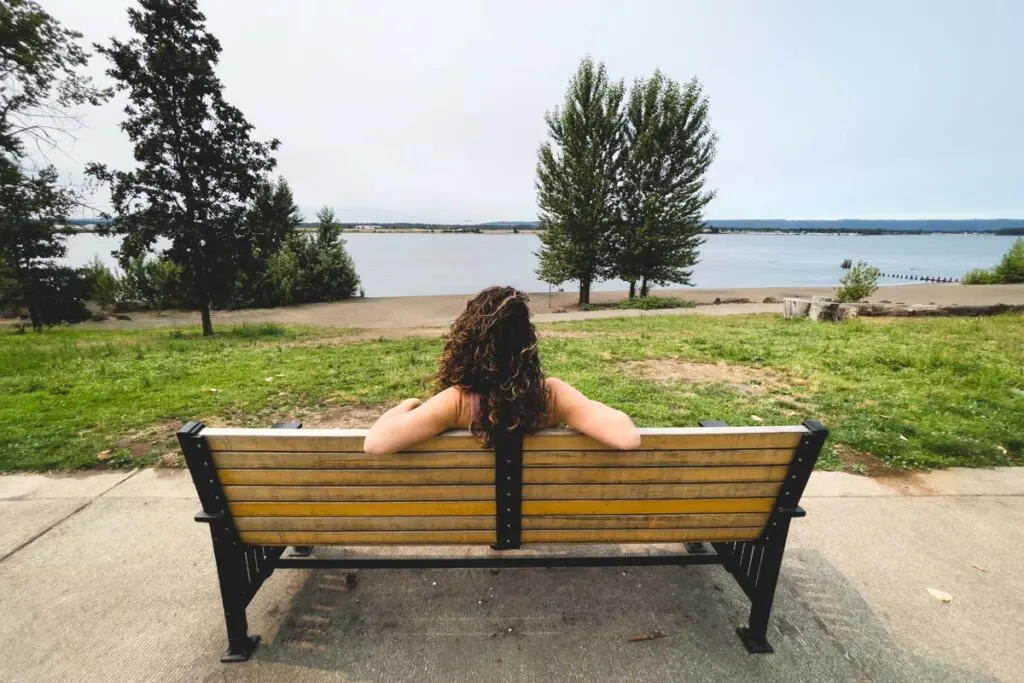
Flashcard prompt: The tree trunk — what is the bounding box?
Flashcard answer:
[640,277,650,297]
[628,281,636,299]
[28,304,42,332]
[579,278,591,306]
[200,300,214,336]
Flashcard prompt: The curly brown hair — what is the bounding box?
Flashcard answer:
[438,286,550,446]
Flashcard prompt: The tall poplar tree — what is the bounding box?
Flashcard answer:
[614,73,716,296]
[535,58,624,305]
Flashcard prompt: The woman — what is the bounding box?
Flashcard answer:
[364,286,641,454]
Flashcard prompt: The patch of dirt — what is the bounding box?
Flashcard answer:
[299,403,386,428]
[621,359,798,396]
[832,443,915,480]
[112,419,180,461]
[281,327,448,348]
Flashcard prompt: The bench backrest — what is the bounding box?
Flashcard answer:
[193,425,824,548]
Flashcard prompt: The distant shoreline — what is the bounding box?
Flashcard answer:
[67,227,1023,237]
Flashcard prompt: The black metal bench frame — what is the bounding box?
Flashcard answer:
[178,419,828,662]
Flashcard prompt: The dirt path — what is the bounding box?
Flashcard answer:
[76,283,1024,332]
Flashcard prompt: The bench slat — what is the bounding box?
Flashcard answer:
[219,468,495,486]
[522,499,775,515]
[234,527,764,546]
[521,528,763,544]
[524,483,780,500]
[521,513,770,529]
[231,513,770,532]
[202,427,806,453]
[237,530,496,545]
[234,516,496,531]
[222,482,779,502]
[228,498,773,517]
[210,448,796,469]
[229,501,495,517]
[224,485,494,502]
[217,465,788,486]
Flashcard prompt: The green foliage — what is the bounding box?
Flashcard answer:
[996,239,1024,283]
[615,73,716,296]
[1,315,1021,471]
[0,0,110,159]
[962,239,1024,284]
[119,254,183,310]
[617,296,696,310]
[86,0,279,335]
[281,207,361,303]
[0,1,110,330]
[81,258,121,309]
[962,268,999,285]
[228,176,303,308]
[536,58,625,304]
[836,261,881,302]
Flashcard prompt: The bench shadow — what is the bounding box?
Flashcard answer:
[244,549,993,682]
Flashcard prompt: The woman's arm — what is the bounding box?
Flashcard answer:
[547,377,642,450]
[363,388,462,454]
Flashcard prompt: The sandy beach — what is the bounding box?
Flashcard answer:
[71,283,1024,332]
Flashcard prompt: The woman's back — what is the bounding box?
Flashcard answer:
[363,287,640,454]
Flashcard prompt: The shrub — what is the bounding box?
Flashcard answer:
[962,239,1024,284]
[962,268,1000,285]
[617,296,696,310]
[120,254,183,310]
[80,258,122,309]
[836,261,880,302]
[994,238,1024,283]
[27,267,93,328]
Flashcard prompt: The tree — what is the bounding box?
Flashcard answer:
[1,0,109,329]
[0,164,87,328]
[87,0,280,336]
[267,206,359,305]
[835,261,880,302]
[614,73,716,297]
[246,175,302,255]
[535,58,624,305]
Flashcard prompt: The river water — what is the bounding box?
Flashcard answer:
[65,232,1018,297]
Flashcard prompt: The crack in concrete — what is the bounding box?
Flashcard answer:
[0,469,143,564]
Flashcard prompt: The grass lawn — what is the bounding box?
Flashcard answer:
[1,314,1022,472]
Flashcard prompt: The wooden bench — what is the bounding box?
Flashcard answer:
[178,419,828,662]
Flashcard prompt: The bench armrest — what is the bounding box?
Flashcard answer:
[195,509,225,523]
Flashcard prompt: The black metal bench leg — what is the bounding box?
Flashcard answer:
[208,524,260,662]
[736,551,781,654]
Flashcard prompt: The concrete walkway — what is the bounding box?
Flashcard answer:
[1,467,1022,682]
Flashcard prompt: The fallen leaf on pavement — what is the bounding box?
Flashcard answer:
[926,588,953,603]
[971,564,988,572]
[628,630,666,642]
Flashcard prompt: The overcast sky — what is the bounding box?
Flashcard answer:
[42,0,1024,222]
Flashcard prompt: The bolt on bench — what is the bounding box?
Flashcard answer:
[178,419,828,662]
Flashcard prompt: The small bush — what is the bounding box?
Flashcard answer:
[994,238,1024,283]
[962,268,1000,285]
[120,254,183,310]
[962,238,1024,285]
[836,261,880,302]
[225,322,289,339]
[618,296,696,310]
[80,258,122,309]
